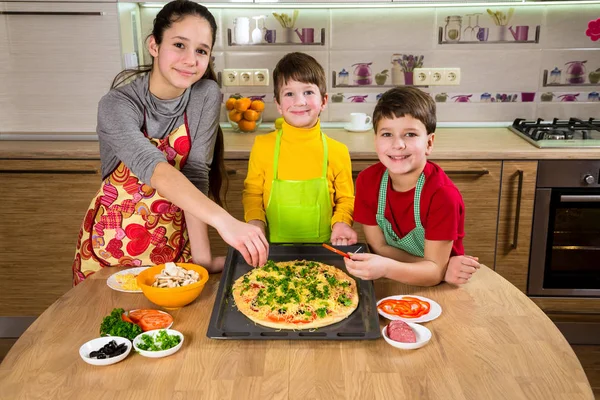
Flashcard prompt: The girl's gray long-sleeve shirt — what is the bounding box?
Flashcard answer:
[96,73,221,195]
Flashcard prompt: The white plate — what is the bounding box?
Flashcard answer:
[377,295,442,323]
[133,329,184,358]
[382,322,431,350]
[79,336,132,366]
[106,267,150,293]
[344,122,373,132]
[125,309,174,331]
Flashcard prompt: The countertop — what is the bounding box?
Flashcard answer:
[0,263,592,400]
[1,128,599,160]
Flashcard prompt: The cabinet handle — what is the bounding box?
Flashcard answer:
[352,170,361,179]
[0,169,99,175]
[511,170,524,249]
[445,169,490,176]
[226,169,237,176]
[0,11,105,16]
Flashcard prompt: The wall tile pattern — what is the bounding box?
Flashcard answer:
[133,4,600,123]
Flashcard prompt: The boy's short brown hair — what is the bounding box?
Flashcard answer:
[273,52,327,103]
[373,87,436,134]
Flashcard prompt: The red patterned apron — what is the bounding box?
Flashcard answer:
[72,113,193,286]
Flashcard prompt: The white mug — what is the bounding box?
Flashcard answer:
[349,113,372,129]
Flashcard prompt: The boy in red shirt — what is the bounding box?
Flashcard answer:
[345,87,479,286]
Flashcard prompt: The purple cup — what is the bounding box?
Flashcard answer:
[521,92,535,102]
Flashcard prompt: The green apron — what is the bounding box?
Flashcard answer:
[375,170,426,257]
[265,129,332,243]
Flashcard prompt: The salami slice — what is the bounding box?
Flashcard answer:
[387,320,416,343]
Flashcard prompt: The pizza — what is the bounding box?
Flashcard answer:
[232,259,359,330]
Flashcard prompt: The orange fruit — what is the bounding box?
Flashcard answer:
[234,97,252,112]
[225,98,236,111]
[238,119,256,132]
[250,100,265,112]
[228,109,242,123]
[243,109,260,122]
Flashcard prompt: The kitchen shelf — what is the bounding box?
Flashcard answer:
[437,25,540,45]
[227,28,325,46]
[542,70,600,87]
[331,71,428,88]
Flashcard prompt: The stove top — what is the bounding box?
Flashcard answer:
[510,118,600,148]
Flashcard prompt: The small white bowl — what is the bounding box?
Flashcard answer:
[79,336,132,366]
[133,329,184,358]
[382,322,432,350]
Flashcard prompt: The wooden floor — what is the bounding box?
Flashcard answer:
[1,340,599,398]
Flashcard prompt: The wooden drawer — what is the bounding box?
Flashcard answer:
[0,160,102,315]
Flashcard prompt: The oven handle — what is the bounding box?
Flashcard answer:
[560,195,600,203]
[511,170,524,249]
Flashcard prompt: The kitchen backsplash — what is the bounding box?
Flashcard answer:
[122,3,600,124]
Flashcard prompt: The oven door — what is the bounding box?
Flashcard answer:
[529,188,600,296]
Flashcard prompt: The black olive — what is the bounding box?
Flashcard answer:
[97,353,107,359]
[89,351,99,358]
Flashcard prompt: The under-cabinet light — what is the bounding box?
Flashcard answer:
[139,1,600,9]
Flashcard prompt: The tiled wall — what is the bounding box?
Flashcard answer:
[132,4,600,123]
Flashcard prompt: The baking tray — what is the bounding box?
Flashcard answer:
[207,244,380,340]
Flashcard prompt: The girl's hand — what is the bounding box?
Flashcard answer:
[330,222,358,246]
[248,219,266,236]
[343,252,389,280]
[216,218,269,267]
[444,255,480,285]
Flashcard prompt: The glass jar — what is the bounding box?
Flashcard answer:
[444,16,462,42]
[338,69,349,85]
[550,67,562,84]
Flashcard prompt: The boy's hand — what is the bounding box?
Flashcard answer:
[248,219,266,236]
[343,252,388,280]
[330,222,358,246]
[444,255,480,285]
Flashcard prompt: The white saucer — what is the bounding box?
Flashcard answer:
[344,123,373,132]
[106,267,149,293]
[377,295,442,323]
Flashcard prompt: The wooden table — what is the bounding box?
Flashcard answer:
[0,265,593,400]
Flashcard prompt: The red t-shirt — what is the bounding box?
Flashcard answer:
[354,161,465,256]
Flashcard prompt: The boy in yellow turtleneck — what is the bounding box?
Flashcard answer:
[243,52,357,245]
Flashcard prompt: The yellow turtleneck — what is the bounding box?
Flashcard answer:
[243,119,354,228]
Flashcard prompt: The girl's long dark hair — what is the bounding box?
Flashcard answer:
[110,0,227,206]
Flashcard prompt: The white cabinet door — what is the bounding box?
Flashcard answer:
[0,2,122,132]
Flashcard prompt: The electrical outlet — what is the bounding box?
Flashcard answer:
[430,68,444,85]
[412,68,431,85]
[253,69,269,86]
[222,69,239,86]
[238,70,254,86]
[443,68,461,85]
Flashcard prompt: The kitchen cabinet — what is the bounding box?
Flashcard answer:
[0,160,102,316]
[0,2,121,132]
[351,160,501,269]
[494,161,537,292]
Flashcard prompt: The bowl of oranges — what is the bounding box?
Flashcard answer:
[226,95,265,133]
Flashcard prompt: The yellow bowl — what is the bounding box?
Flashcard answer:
[136,263,209,310]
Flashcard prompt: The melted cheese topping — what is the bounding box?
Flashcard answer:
[233,260,357,323]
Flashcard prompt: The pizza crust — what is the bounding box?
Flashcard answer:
[232,260,359,330]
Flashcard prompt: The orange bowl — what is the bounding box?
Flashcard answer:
[136,263,209,310]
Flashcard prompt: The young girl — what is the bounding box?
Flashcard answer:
[72,0,268,285]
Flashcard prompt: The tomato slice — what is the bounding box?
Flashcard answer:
[138,313,173,332]
[378,298,431,318]
[128,309,161,324]
[121,313,135,324]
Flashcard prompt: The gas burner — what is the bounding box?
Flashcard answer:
[541,129,573,140]
[509,117,600,148]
